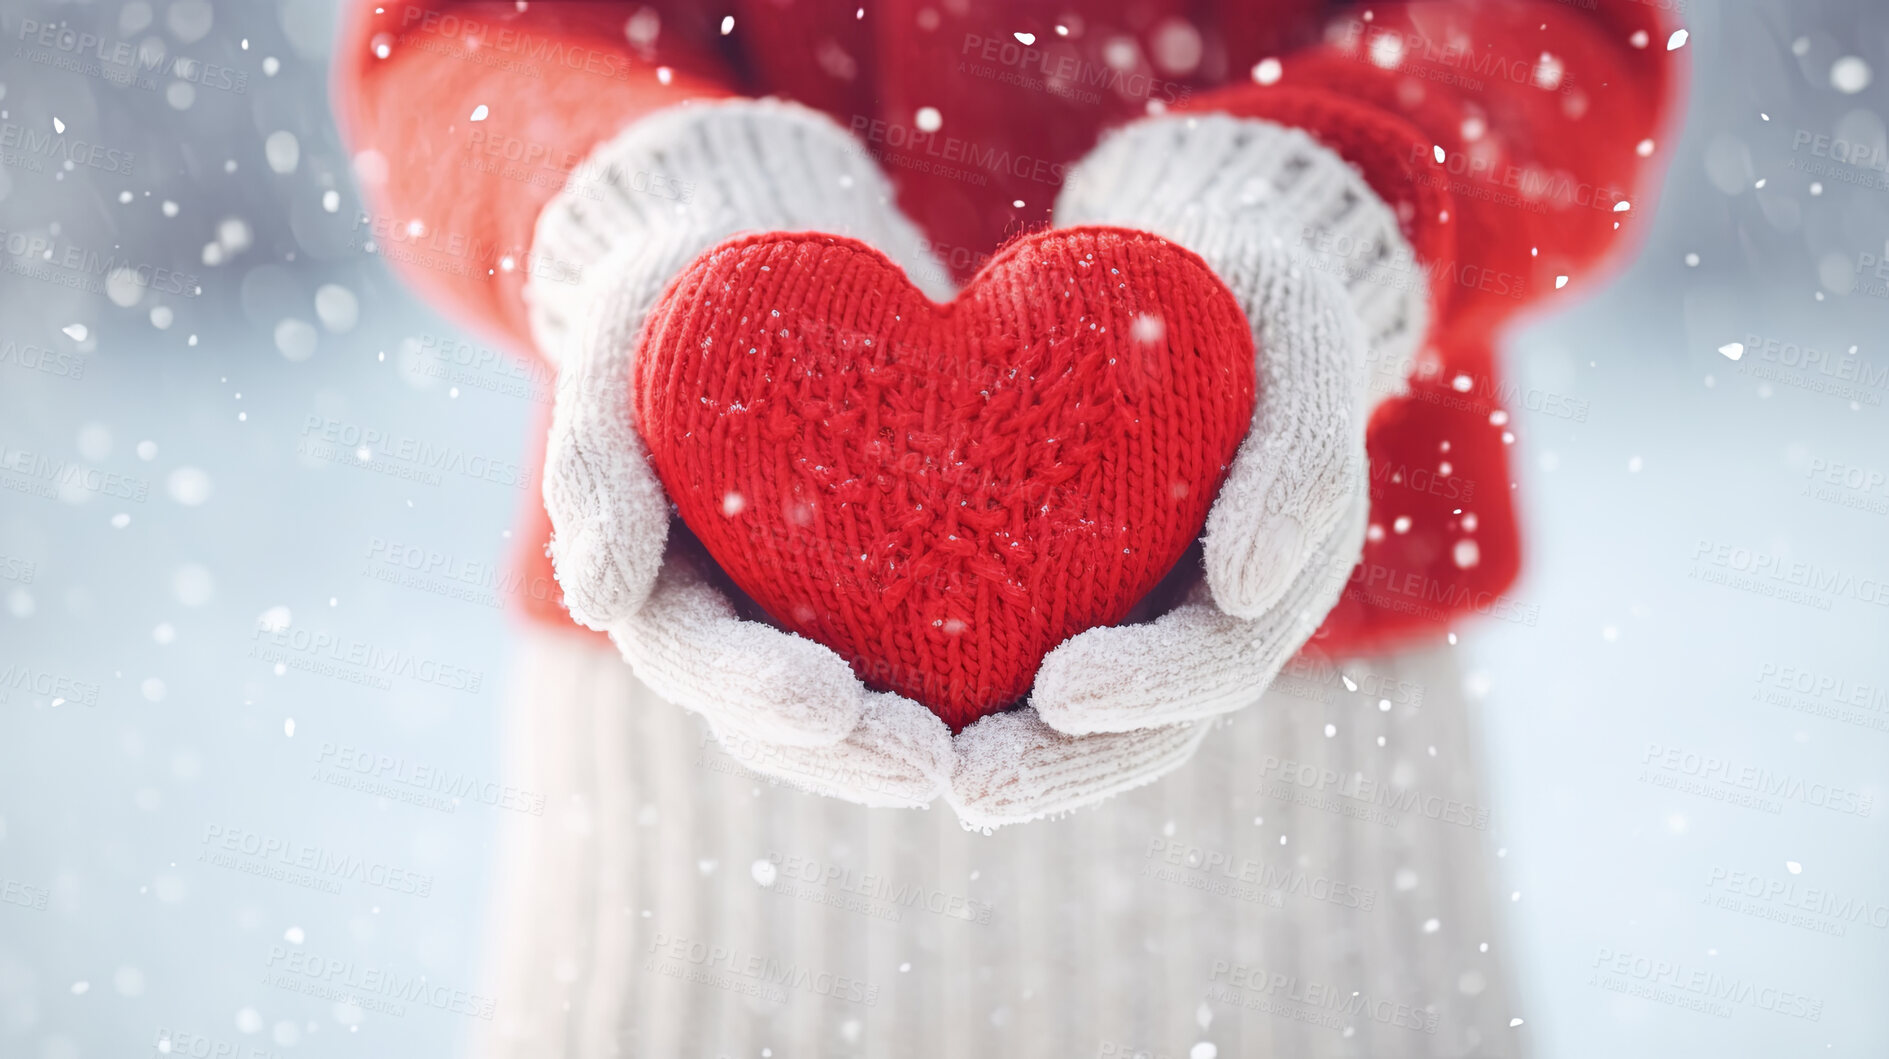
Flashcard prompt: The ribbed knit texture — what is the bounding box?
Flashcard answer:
[1184,85,1460,289]
[633,228,1256,731]
[1059,114,1428,412]
[477,630,1528,1059]
[527,99,955,370]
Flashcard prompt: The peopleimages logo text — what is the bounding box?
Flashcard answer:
[1640,743,1873,816]
[646,931,880,1006]
[2,231,199,296]
[1590,947,1823,1021]
[0,121,135,175]
[958,32,1191,105]
[848,116,1070,187]
[263,945,496,1019]
[1690,539,1889,608]
[13,20,247,93]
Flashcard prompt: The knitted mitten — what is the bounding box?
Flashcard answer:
[1055,113,1427,619]
[1021,113,1427,745]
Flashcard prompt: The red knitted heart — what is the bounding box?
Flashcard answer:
[635,227,1256,731]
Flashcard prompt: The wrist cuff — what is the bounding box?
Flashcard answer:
[524,97,949,368]
[1055,114,1427,407]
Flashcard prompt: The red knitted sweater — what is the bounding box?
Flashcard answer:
[332,0,1684,659]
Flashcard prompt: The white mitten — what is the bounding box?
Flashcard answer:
[1021,113,1426,747]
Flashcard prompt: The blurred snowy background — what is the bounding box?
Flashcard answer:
[0,0,1885,1057]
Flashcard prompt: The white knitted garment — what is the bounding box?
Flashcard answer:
[476,628,1527,1059]
[528,101,1424,827]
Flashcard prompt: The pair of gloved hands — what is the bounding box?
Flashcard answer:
[522,99,1425,831]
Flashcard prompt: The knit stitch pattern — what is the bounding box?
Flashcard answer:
[633,227,1257,731]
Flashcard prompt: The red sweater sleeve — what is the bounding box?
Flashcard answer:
[1193,0,1685,339]
[331,2,741,356]
[1183,0,1685,654]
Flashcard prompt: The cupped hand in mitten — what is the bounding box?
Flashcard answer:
[1028,113,1429,742]
[530,99,959,809]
